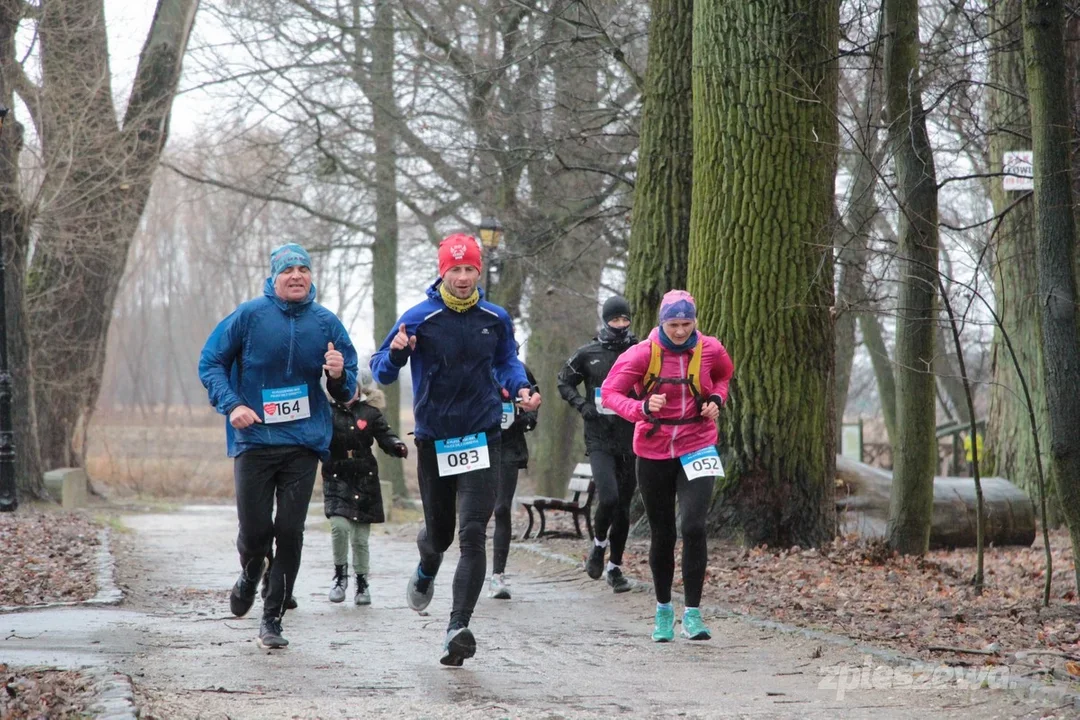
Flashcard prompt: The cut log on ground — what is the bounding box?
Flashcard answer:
[835,456,1036,548]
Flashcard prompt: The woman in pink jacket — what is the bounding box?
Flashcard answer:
[601,290,733,643]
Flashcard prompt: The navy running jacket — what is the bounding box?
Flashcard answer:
[370,281,530,441]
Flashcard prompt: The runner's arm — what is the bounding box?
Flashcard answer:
[370,408,403,456]
[326,316,359,403]
[601,344,651,423]
[556,351,589,416]
[516,368,539,431]
[198,308,246,416]
[370,313,416,385]
[492,312,529,394]
[707,340,735,407]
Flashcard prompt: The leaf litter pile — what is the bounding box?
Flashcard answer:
[0,508,99,606]
[0,665,94,720]
[627,529,1080,682]
[533,511,1080,687]
[1,509,101,720]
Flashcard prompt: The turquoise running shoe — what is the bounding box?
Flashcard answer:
[652,605,675,643]
[681,608,712,640]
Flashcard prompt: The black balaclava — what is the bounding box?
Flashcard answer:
[599,295,633,344]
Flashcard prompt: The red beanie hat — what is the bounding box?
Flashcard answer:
[438,234,483,277]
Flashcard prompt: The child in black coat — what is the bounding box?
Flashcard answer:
[324,369,407,605]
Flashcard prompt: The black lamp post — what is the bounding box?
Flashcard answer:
[478,216,503,296]
[0,105,16,513]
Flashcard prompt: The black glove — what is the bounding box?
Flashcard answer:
[581,404,600,422]
[394,442,409,459]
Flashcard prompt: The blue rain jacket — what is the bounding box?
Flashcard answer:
[199,278,358,459]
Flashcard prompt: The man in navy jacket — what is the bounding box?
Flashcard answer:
[200,243,358,650]
[371,233,541,666]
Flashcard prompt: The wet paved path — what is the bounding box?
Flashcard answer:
[1,505,1045,718]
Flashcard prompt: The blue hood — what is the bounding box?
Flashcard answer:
[263,276,317,314]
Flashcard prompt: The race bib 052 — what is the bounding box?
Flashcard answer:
[680,446,724,481]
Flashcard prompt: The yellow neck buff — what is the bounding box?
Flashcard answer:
[439,281,479,313]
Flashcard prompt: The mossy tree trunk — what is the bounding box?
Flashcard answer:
[882,0,940,556]
[690,0,839,548]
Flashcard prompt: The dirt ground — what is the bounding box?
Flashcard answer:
[0,503,1069,719]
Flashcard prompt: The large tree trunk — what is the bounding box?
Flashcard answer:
[364,0,406,497]
[1023,0,1080,591]
[0,1,42,499]
[985,0,1057,524]
[882,0,940,555]
[691,0,838,547]
[624,0,692,338]
[25,0,198,472]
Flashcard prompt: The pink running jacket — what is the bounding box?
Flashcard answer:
[601,327,734,461]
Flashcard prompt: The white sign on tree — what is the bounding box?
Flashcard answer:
[1003,150,1034,191]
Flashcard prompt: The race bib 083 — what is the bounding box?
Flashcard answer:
[435,433,491,477]
[261,385,311,424]
[680,446,724,481]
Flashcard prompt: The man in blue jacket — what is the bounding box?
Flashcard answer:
[199,243,358,650]
[371,233,541,666]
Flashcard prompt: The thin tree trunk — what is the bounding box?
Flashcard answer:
[834,70,885,439]
[364,0,406,497]
[625,0,692,337]
[527,1,609,498]
[691,0,838,547]
[883,0,940,555]
[933,325,972,427]
[860,312,898,446]
[1022,0,1080,592]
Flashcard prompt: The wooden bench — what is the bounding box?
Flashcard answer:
[518,463,595,540]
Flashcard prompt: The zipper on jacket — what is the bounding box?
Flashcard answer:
[286,316,295,376]
[670,354,687,459]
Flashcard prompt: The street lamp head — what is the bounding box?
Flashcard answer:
[478,216,503,249]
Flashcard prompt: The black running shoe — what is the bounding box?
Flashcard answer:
[607,566,632,594]
[439,627,476,667]
[230,559,265,617]
[258,617,289,649]
[586,544,605,580]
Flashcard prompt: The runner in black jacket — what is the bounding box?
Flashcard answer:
[489,365,539,601]
[557,295,638,593]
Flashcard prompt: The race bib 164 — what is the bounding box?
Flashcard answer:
[261,385,311,424]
